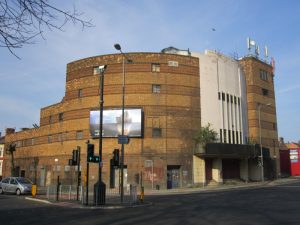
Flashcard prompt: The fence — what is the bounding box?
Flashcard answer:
[47,185,83,201]
[46,184,138,205]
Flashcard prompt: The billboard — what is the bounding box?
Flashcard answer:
[90,109,143,138]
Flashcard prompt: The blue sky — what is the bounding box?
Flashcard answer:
[0,0,299,142]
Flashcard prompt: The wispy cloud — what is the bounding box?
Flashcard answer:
[278,85,300,94]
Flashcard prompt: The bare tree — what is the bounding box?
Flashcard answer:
[7,143,16,176]
[0,0,92,58]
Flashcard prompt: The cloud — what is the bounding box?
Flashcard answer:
[278,84,300,94]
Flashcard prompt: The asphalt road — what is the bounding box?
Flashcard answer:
[1,182,300,225]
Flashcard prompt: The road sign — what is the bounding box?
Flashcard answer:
[118,135,130,144]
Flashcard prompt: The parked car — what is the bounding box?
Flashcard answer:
[0,177,33,195]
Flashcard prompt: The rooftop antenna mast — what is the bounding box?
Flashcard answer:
[264,45,268,62]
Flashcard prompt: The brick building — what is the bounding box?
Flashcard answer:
[2,48,279,189]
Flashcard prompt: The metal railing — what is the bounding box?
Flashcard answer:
[46,184,138,205]
[46,185,82,201]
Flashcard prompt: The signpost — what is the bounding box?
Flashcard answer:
[118,135,130,144]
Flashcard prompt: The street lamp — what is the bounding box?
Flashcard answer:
[114,43,132,203]
[258,102,271,182]
[94,65,107,205]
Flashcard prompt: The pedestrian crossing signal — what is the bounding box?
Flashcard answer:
[88,155,100,163]
[87,143,100,163]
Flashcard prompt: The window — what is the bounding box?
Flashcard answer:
[228,130,231,144]
[236,131,239,144]
[168,61,178,67]
[223,129,227,143]
[152,63,160,72]
[62,132,68,141]
[31,138,35,145]
[262,88,269,96]
[152,84,161,93]
[2,178,9,183]
[10,179,17,185]
[58,133,63,142]
[59,113,63,122]
[218,92,221,100]
[232,131,235,144]
[260,69,268,81]
[0,145,3,157]
[76,131,83,140]
[78,89,83,98]
[234,96,237,104]
[226,94,229,102]
[16,141,21,148]
[219,129,222,142]
[49,115,53,124]
[93,67,100,75]
[0,160,2,176]
[65,165,71,172]
[152,128,162,137]
[222,92,225,101]
[238,97,240,106]
[241,132,243,144]
[230,95,233,103]
[48,135,52,143]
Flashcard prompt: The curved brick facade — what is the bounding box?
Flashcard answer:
[4,53,201,189]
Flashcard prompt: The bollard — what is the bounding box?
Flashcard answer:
[31,184,37,197]
[140,186,144,203]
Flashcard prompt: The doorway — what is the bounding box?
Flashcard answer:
[222,159,240,179]
[40,168,46,186]
[167,165,181,189]
[205,159,213,181]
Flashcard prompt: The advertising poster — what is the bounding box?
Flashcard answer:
[290,149,299,163]
[90,109,143,138]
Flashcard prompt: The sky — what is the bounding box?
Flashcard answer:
[0,0,299,142]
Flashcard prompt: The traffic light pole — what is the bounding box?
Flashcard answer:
[94,65,107,206]
[86,160,89,206]
[76,146,81,201]
[99,68,104,183]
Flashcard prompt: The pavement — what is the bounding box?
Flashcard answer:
[25,176,300,209]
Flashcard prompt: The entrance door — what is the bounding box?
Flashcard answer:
[167,165,180,189]
[40,168,46,186]
[205,159,213,181]
[222,159,239,179]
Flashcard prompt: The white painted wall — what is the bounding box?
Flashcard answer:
[192,50,248,144]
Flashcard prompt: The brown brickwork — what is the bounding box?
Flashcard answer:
[239,56,279,174]
[4,53,200,190]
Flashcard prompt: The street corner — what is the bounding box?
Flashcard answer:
[25,196,52,204]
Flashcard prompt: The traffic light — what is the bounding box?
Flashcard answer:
[87,144,94,162]
[72,149,79,165]
[68,159,74,166]
[68,149,79,166]
[87,143,100,163]
[113,149,120,168]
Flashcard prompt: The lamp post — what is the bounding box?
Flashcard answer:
[114,43,132,203]
[258,103,271,182]
[94,65,107,205]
